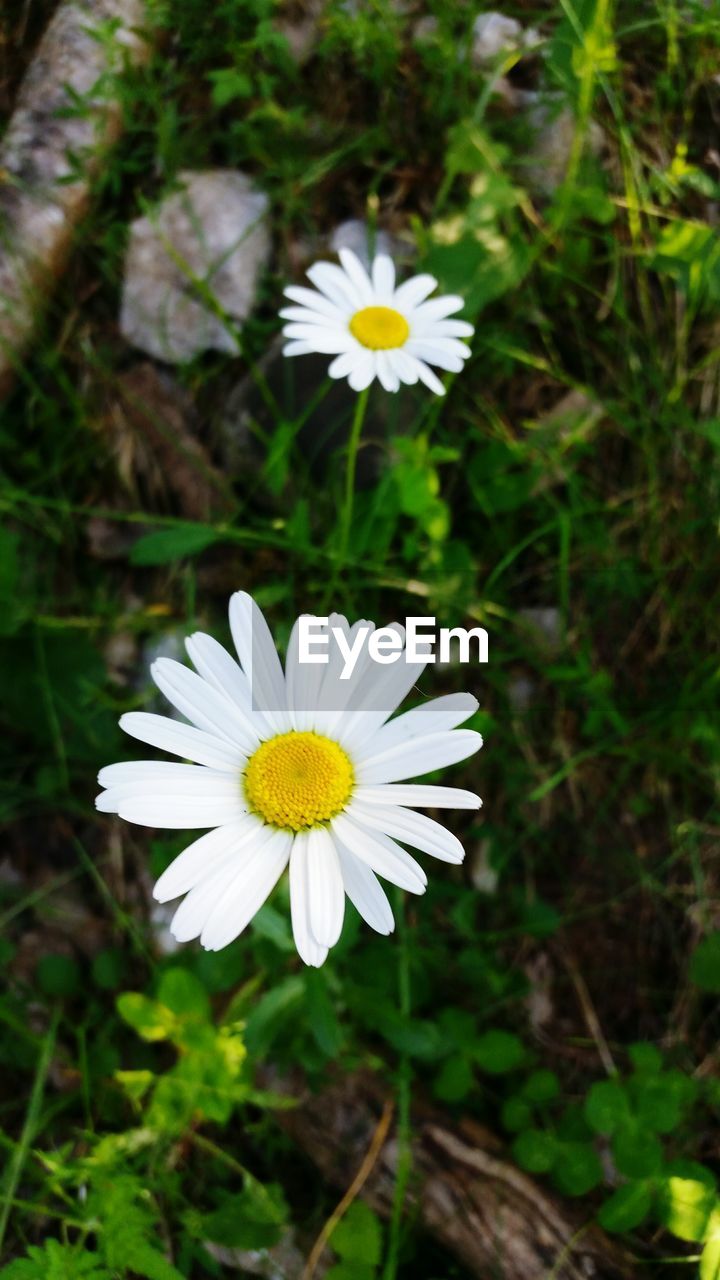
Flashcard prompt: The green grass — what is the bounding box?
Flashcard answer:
[2,0,720,1275]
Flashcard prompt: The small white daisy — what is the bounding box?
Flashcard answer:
[97,594,483,966]
[280,248,474,396]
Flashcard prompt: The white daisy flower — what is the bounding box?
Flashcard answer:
[280,248,474,396]
[96,593,483,966]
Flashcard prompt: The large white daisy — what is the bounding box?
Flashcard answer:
[280,248,474,396]
[97,593,483,966]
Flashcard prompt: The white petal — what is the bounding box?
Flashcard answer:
[283,340,316,357]
[355,783,482,809]
[372,254,395,299]
[200,828,292,950]
[284,284,348,319]
[307,261,362,310]
[368,693,479,753]
[151,658,259,753]
[347,351,376,392]
[411,295,466,321]
[185,632,268,731]
[281,323,353,354]
[306,827,345,947]
[413,359,446,396]
[228,592,290,733]
[387,348,420,385]
[328,350,360,380]
[280,305,344,325]
[405,341,464,372]
[338,248,374,304]
[392,274,438,308]
[289,833,329,967]
[106,794,247,828]
[153,818,262,902]
[340,642,428,753]
[170,856,246,942]
[375,351,400,393]
[336,842,394,934]
[412,335,471,360]
[331,813,426,893]
[313,616,377,738]
[285,614,327,731]
[349,802,465,863]
[412,318,474,339]
[119,712,245,771]
[98,761,241,793]
[356,729,483,784]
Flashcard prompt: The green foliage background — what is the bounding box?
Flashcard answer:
[2,0,720,1275]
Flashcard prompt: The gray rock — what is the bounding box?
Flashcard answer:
[120,170,270,363]
[469,840,498,894]
[520,99,605,195]
[328,218,414,271]
[508,674,537,711]
[275,0,324,65]
[203,1228,306,1277]
[471,12,541,64]
[412,15,439,43]
[518,606,562,650]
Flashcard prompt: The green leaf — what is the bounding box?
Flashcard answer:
[156,967,211,1023]
[91,948,126,992]
[434,1054,475,1103]
[501,1096,533,1133]
[584,1080,631,1135]
[332,1201,383,1267]
[628,1042,663,1073]
[91,1174,185,1280]
[513,1128,557,1174]
[656,1177,717,1243]
[649,221,720,305]
[36,954,81,998]
[631,1069,695,1134]
[381,1018,443,1060]
[207,68,254,107]
[0,1240,109,1279]
[521,1070,560,1105]
[325,1265,376,1280]
[598,1182,653,1232]
[130,524,221,566]
[690,933,720,992]
[612,1127,663,1180]
[552,1141,603,1196]
[473,1029,525,1074]
[305,970,344,1058]
[252,903,295,951]
[201,1181,287,1250]
[0,529,25,636]
[244,977,305,1057]
[701,1238,720,1280]
[116,992,176,1041]
[115,1069,155,1106]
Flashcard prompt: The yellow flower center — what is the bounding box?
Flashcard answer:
[349,305,410,350]
[243,731,354,832]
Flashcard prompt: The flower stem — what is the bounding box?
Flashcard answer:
[337,387,370,574]
[382,892,412,1280]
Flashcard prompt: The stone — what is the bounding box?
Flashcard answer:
[328,218,414,270]
[521,99,605,196]
[0,0,151,397]
[471,12,541,65]
[274,0,325,65]
[120,170,270,363]
[518,606,562,650]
